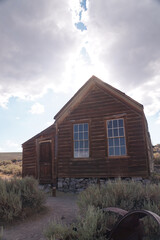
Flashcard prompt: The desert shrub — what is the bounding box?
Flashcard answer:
[44,180,160,239]
[0,159,22,176]
[20,177,45,209]
[150,172,160,184]
[154,152,160,165]
[0,176,46,222]
[45,206,108,240]
[77,180,160,212]
[0,160,12,166]
[0,164,22,176]
[77,180,160,239]
[45,221,77,240]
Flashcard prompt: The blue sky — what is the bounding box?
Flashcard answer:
[1,0,160,152]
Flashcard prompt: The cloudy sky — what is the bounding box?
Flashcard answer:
[0,0,160,152]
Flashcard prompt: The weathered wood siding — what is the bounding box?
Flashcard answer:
[22,125,56,183]
[22,139,37,178]
[57,85,149,178]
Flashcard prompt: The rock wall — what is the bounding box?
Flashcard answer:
[58,178,100,192]
[57,177,147,192]
[57,177,151,193]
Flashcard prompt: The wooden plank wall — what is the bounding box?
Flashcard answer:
[22,139,37,178]
[58,85,149,178]
[22,125,55,180]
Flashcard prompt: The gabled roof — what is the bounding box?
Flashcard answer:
[54,75,143,124]
[22,123,55,145]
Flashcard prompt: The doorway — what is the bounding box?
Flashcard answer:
[38,140,53,183]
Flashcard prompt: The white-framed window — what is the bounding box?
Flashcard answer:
[107,118,126,156]
[73,123,89,158]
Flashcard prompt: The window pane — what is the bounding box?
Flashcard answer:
[119,128,124,137]
[113,120,118,128]
[114,138,119,146]
[109,147,114,156]
[109,138,114,147]
[74,123,89,158]
[121,146,126,155]
[74,151,78,158]
[79,124,83,132]
[108,129,113,137]
[84,140,88,148]
[84,132,88,140]
[120,137,125,146]
[113,128,118,137]
[115,147,120,156]
[74,141,78,149]
[84,149,89,157]
[119,119,123,127]
[74,124,78,132]
[80,141,83,148]
[108,120,112,129]
[79,132,83,140]
[74,133,78,140]
[84,123,88,131]
[107,118,126,157]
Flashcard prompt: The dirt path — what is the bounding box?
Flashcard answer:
[3,192,78,240]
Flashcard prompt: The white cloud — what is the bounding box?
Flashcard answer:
[29,103,44,114]
[86,0,160,85]
[0,0,81,107]
[83,0,160,117]
[6,140,22,152]
[1,0,160,120]
[156,114,160,124]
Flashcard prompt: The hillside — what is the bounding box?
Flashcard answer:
[0,152,22,161]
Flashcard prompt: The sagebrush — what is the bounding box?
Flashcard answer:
[45,206,109,240]
[45,179,160,240]
[77,180,160,239]
[0,176,46,222]
[0,159,22,176]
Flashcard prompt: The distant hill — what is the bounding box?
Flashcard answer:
[0,152,22,161]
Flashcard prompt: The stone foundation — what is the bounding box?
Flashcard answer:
[57,178,101,192]
[57,177,150,193]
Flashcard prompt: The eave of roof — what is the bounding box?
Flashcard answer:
[54,75,143,124]
[22,123,55,145]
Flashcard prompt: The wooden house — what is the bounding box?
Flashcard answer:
[22,76,153,189]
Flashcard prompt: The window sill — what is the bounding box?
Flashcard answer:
[71,157,92,161]
[106,155,130,160]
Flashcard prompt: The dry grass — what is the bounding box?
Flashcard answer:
[0,152,22,178]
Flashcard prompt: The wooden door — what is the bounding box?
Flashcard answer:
[39,140,53,183]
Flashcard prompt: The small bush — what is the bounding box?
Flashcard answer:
[154,152,160,165]
[77,180,160,213]
[45,221,77,240]
[0,177,46,222]
[77,180,160,239]
[150,172,160,184]
[44,180,160,239]
[0,164,22,176]
[0,159,22,176]
[45,206,108,240]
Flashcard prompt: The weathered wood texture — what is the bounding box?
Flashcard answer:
[57,85,149,178]
[22,77,152,183]
[22,139,37,177]
[22,125,55,183]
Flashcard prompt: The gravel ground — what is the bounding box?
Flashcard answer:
[2,191,78,240]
